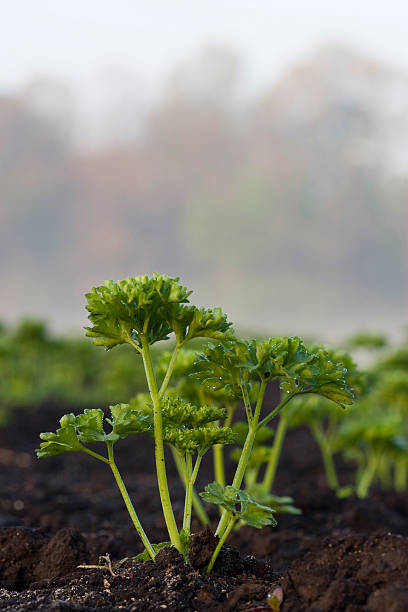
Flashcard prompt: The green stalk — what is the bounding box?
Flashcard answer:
[213,444,226,488]
[183,454,193,533]
[262,411,289,492]
[81,447,110,464]
[241,384,253,424]
[215,380,267,538]
[377,455,392,490]
[183,452,203,534]
[106,442,155,560]
[206,514,237,574]
[213,405,235,488]
[250,391,297,491]
[140,334,181,552]
[394,457,407,492]
[159,343,181,398]
[356,451,380,498]
[244,467,258,489]
[172,447,210,525]
[157,342,209,526]
[257,391,297,430]
[310,422,340,490]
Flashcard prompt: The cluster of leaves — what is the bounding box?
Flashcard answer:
[200,482,277,528]
[37,396,234,459]
[129,394,234,455]
[272,333,408,499]
[154,336,356,523]
[193,337,354,407]
[36,404,152,458]
[85,274,233,350]
[191,337,355,528]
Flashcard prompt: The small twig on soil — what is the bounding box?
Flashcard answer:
[78,554,129,577]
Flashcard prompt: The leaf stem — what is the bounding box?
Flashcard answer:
[183,452,203,534]
[215,380,267,538]
[106,442,155,560]
[356,450,380,498]
[394,457,407,493]
[310,422,340,490]
[172,448,210,525]
[206,514,237,574]
[241,384,253,424]
[125,334,143,355]
[140,334,181,552]
[213,404,235,489]
[159,343,181,398]
[257,391,297,430]
[262,411,289,492]
[81,446,110,464]
[213,444,226,488]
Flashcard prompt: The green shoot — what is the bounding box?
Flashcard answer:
[36,405,155,559]
[336,408,408,497]
[193,337,354,540]
[85,274,233,551]
[38,274,234,560]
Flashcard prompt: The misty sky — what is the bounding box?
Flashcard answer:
[2,0,408,106]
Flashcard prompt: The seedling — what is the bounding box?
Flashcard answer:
[192,336,354,568]
[335,408,408,497]
[37,274,234,560]
[334,338,408,497]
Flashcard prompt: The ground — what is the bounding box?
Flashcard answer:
[0,404,407,610]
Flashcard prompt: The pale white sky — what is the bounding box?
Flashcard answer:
[2,0,408,105]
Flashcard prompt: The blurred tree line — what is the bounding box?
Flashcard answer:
[0,45,406,336]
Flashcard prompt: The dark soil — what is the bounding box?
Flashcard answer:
[0,403,407,610]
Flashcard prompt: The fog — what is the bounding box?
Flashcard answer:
[1,3,407,341]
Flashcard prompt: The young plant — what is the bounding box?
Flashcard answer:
[37,405,156,559]
[335,407,408,497]
[334,337,408,497]
[37,274,234,560]
[192,337,354,568]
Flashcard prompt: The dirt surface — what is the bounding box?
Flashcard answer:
[0,403,407,610]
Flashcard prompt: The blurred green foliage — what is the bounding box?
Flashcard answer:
[0,318,147,425]
[2,315,408,500]
[334,335,408,496]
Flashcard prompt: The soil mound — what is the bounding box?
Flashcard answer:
[280,532,408,611]
[0,527,88,590]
